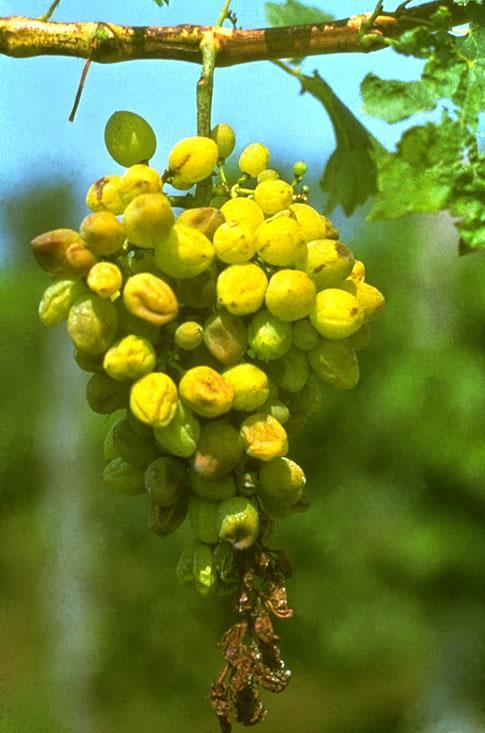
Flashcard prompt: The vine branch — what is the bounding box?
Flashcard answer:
[0,2,469,67]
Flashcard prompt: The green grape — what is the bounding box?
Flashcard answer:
[102,457,146,495]
[122,272,178,326]
[103,334,156,382]
[177,207,225,240]
[188,494,220,544]
[148,496,188,537]
[130,372,178,428]
[220,196,265,232]
[87,262,123,299]
[175,321,203,350]
[310,288,364,340]
[216,263,268,316]
[119,164,161,205]
[213,221,257,264]
[256,215,306,267]
[191,420,243,480]
[238,143,270,177]
[203,311,248,366]
[74,348,104,374]
[176,539,198,587]
[211,123,236,160]
[260,491,310,519]
[340,280,385,323]
[285,374,322,432]
[292,319,320,351]
[213,541,236,583]
[257,169,280,183]
[295,239,355,290]
[193,541,217,596]
[289,202,327,242]
[247,309,292,361]
[110,416,159,468]
[79,211,125,256]
[85,175,125,215]
[259,398,290,425]
[258,457,306,505]
[123,192,174,248]
[293,161,307,177]
[86,373,130,414]
[177,267,217,310]
[217,496,260,550]
[38,279,87,327]
[103,420,119,462]
[31,228,96,278]
[115,301,160,344]
[124,249,160,277]
[265,269,316,322]
[308,338,359,390]
[154,224,215,279]
[348,323,372,351]
[179,366,234,418]
[154,400,201,458]
[240,413,288,462]
[67,294,118,356]
[222,363,270,412]
[104,110,157,167]
[168,136,219,189]
[254,179,294,215]
[190,470,236,502]
[144,456,187,506]
[266,347,309,393]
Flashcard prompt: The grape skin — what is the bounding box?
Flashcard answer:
[105,110,157,167]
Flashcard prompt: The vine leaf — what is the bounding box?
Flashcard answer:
[361,76,437,122]
[363,14,485,251]
[151,0,169,6]
[296,71,383,216]
[369,116,463,219]
[264,0,333,27]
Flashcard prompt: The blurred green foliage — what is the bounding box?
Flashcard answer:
[1,179,485,733]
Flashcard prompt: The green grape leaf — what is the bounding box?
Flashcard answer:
[363,17,485,251]
[453,0,483,6]
[151,0,169,5]
[361,75,437,122]
[369,117,485,252]
[295,71,382,215]
[369,117,463,220]
[265,0,333,27]
[450,149,485,253]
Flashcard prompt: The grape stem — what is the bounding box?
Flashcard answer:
[38,0,61,22]
[194,1,231,205]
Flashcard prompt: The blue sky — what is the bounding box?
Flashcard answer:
[0,0,429,258]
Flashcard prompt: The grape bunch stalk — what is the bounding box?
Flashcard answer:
[31,110,384,731]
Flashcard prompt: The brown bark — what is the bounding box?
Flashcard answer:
[0,2,468,67]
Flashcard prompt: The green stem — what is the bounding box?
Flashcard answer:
[215,0,233,28]
[38,0,61,22]
[196,33,216,138]
[194,1,230,205]
[362,0,385,34]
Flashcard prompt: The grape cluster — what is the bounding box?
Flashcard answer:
[31,112,384,598]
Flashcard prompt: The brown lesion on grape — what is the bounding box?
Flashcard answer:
[209,543,293,731]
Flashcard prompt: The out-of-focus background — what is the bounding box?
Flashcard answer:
[1,2,485,732]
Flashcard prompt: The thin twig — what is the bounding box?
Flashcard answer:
[215,0,232,28]
[68,56,92,121]
[38,0,61,22]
